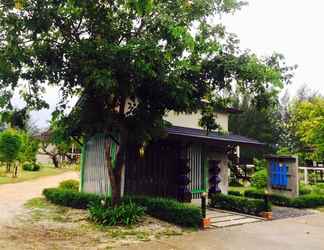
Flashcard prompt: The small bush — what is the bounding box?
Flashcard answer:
[299,183,312,196]
[210,193,271,216]
[229,179,244,187]
[59,179,80,191]
[22,163,41,172]
[228,190,242,196]
[89,200,145,226]
[43,188,103,209]
[251,169,267,189]
[131,196,202,228]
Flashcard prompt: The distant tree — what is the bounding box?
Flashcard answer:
[39,117,76,168]
[288,97,324,162]
[229,88,284,156]
[0,129,22,176]
[0,107,30,130]
[19,131,39,164]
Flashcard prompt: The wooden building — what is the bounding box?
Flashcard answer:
[80,109,263,202]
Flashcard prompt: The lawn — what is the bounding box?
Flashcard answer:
[0,164,77,185]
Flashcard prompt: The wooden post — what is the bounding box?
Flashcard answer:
[304,168,308,185]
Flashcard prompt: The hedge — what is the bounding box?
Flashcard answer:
[244,189,292,207]
[210,193,271,216]
[289,195,324,208]
[228,190,243,196]
[43,188,201,227]
[244,189,324,208]
[43,188,104,209]
[130,196,202,228]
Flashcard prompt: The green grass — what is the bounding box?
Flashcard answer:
[0,164,77,185]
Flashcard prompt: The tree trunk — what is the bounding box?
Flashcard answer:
[52,155,59,168]
[104,132,127,207]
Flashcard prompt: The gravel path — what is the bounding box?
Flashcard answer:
[272,206,315,220]
[0,171,79,225]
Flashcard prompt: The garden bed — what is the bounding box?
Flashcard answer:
[0,197,187,250]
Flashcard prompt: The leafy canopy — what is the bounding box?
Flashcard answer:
[289,97,324,161]
[0,0,292,143]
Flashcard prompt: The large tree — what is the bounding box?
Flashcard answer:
[0,0,292,204]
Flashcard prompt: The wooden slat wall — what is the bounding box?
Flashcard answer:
[83,135,111,195]
[125,142,180,199]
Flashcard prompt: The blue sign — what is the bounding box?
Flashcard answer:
[270,160,288,188]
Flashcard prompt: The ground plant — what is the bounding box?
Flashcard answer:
[89,200,145,226]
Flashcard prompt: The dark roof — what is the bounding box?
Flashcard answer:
[166,126,264,147]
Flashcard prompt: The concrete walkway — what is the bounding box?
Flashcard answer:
[118,213,324,250]
[0,171,79,225]
[207,208,264,228]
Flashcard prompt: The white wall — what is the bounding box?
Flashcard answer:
[165,111,229,132]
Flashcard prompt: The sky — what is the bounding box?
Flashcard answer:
[222,0,324,95]
[17,0,324,129]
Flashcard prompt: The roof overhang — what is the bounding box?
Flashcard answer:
[166,126,265,148]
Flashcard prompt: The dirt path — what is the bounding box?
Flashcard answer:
[0,171,79,225]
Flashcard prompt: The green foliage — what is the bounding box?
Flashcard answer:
[19,131,39,164]
[228,190,242,196]
[299,183,312,196]
[89,200,145,226]
[251,169,267,189]
[312,183,324,196]
[288,97,324,161]
[131,196,202,228]
[0,129,22,163]
[229,178,244,187]
[210,193,271,216]
[43,188,103,209]
[22,162,41,172]
[58,179,80,192]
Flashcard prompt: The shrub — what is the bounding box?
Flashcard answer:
[290,195,324,208]
[89,200,145,226]
[131,196,202,228]
[313,183,324,196]
[59,179,80,191]
[251,169,267,189]
[229,179,244,187]
[228,190,242,196]
[299,183,312,196]
[43,188,103,209]
[22,163,41,172]
[210,193,271,216]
